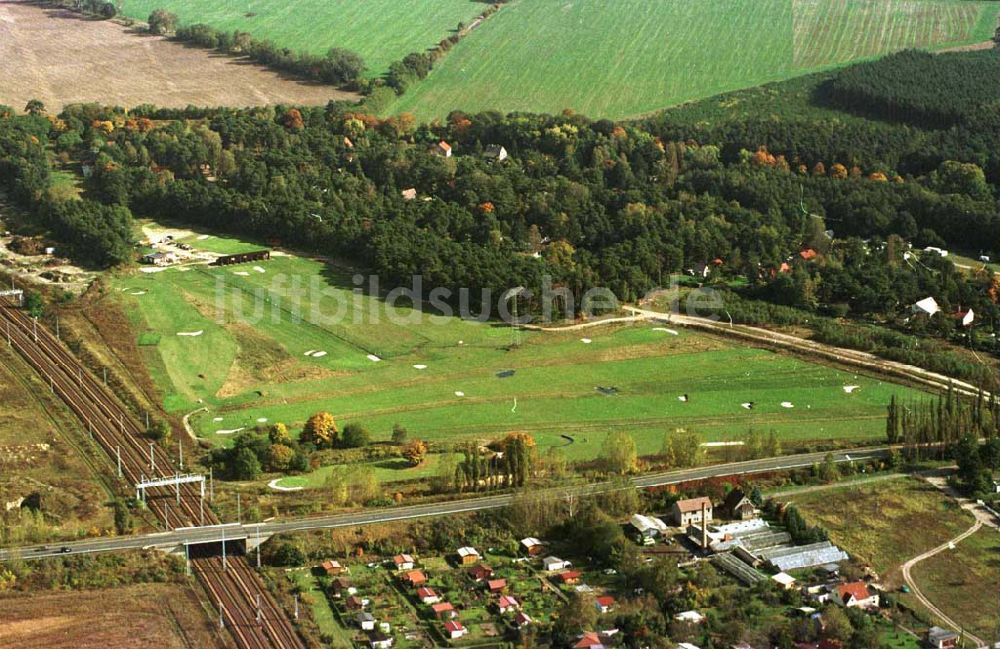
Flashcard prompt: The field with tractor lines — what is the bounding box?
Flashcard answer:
[387,0,999,119]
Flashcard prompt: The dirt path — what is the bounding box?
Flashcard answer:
[901,520,985,647]
[767,472,907,497]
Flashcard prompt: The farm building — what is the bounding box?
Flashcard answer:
[925,627,960,649]
[142,251,176,266]
[520,537,544,555]
[757,541,849,572]
[456,546,481,564]
[629,513,668,543]
[721,489,756,520]
[671,496,713,527]
[542,556,571,572]
[213,250,270,266]
[484,144,508,162]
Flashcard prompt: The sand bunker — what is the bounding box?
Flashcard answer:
[677,395,688,402]
[212,417,224,422]
[233,271,250,276]
[741,402,754,410]
[267,478,303,492]
[843,385,860,394]
[652,327,679,335]
[413,364,427,370]
[177,330,204,337]
[256,417,268,423]
[454,391,465,397]
[367,354,381,362]
[253,266,266,273]
[130,290,146,296]
[303,350,316,356]
[580,338,592,344]
[197,235,210,240]
[216,427,245,435]
[311,351,328,358]
[780,401,794,408]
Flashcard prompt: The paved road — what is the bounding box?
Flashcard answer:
[0,446,890,562]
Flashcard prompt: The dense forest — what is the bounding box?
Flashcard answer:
[0,49,998,365]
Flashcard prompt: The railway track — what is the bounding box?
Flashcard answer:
[0,300,303,649]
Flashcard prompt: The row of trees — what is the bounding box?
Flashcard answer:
[454,432,536,491]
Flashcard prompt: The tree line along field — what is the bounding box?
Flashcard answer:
[117,0,486,77]
[387,0,999,120]
[111,229,926,469]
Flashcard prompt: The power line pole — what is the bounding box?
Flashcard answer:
[218,600,224,629]
[116,445,122,478]
[237,492,241,524]
[149,442,155,472]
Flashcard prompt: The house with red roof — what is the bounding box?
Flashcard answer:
[557,570,582,585]
[468,564,494,582]
[487,578,507,593]
[497,595,520,614]
[513,611,534,628]
[434,141,453,158]
[595,596,615,614]
[393,554,415,571]
[575,632,605,649]
[444,620,468,639]
[417,587,440,605]
[320,559,345,575]
[800,249,818,261]
[431,602,456,619]
[837,582,878,609]
[401,570,427,586]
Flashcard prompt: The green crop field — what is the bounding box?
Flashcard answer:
[117,0,485,76]
[113,229,927,475]
[387,0,999,120]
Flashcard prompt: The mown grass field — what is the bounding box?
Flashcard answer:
[112,229,927,472]
[388,0,999,120]
[117,0,485,77]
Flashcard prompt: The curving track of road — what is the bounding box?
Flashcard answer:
[0,299,302,649]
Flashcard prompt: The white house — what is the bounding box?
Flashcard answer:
[956,309,975,327]
[837,582,879,609]
[417,587,440,605]
[670,497,713,527]
[912,297,941,316]
[368,632,394,649]
[543,556,571,572]
[674,610,705,624]
[357,612,376,631]
[484,144,508,162]
[771,572,796,590]
[444,621,468,639]
[393,554,415,571]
